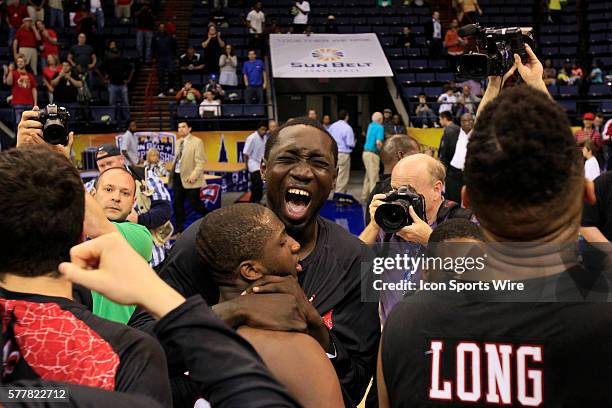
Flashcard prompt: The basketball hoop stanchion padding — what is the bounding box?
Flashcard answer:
[319,192,365,236]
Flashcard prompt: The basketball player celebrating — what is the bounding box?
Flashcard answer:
[196,203,343,408]
[135,118,380,406]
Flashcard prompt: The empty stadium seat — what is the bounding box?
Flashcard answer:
[558,100,577,112]
[397,73,415,84]
[402,87,422,98]
[589,84,610,97]
[176,104,199,118]
[559,85,579,97]
[415,72,435,83]
[222,105,243,117]
[91,106,117,123]
[244,105,266,117]
[601,101,612,113]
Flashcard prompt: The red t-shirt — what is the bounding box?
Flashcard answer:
[42,65,61,83]
[14,27,37,49]
[116,0,131,5]
[575,128,603,148]
[40,29,59,58]
[166,21,177,35]
[7,5,27,29]
[11,70,37,106]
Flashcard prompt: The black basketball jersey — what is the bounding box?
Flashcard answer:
[381,268,612,407]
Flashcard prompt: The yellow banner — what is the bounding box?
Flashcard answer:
[73,130,253,167]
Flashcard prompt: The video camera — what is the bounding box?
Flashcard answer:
[457,24,535,79]
[36,104,71,146]
[374,186,427,234]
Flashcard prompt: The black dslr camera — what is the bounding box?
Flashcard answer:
[37,104,70,146]
[374,186,427,233]
[457,24,535,79]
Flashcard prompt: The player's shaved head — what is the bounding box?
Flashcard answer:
[196,204,277,284]
[464,85,582,241]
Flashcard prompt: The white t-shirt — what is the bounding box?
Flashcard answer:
[246,10,265,34]
[585,156,601,181]
[293,1,310,25]
[243,131,269,173]
[450,128,469,170]
[121,130,140,166]
[90,0,102,11]
[199,100,221,117]
[438,93,457,114]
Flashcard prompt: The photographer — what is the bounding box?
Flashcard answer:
[359,153,474,321]
[360,153,474,247]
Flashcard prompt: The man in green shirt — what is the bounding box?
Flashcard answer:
[90,167,153,323]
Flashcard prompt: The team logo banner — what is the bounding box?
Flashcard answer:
[116,132,177,163]
[270,33,393,78]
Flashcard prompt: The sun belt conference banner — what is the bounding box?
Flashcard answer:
[270,33,393,78]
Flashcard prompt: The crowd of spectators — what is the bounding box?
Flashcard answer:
[0,0,277,128]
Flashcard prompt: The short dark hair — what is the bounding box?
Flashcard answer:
[338,109,349,120]
[579,138,598,154]
[596,112,605,119]
[264,116,338,165]
[257,120,268,129]
[195,204,276,285]
[0,146,84,278]
[178,120,192,128]
[380,134,420,165]
[418,92,426,97]
[464,85,582,234]
[94,167,136,193]
[439,111,453,122]
[429,219,484,243]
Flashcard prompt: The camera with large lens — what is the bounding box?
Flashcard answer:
[457,24,535,79]
[37,104,71,146]
[374,186,427,234]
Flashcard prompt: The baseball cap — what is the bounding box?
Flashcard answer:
[96,143,121,161]
[210,74,218,81]
[583,112,595,120]
[23,17,33,21]
[384,108,393,114]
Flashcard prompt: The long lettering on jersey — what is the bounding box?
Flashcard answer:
[428,340,544,406]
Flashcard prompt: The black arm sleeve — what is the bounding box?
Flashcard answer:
[153,296,302,408]
[138,199,172,229]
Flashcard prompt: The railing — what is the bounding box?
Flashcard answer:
[169,102,273,127]
[143,68,156,117]
[0,102,277,133]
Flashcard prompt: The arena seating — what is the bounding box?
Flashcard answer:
[0,0,608,133]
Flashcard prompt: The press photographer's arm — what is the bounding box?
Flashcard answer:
[359,193,386,244]
[476,44,549,122]
[17,108,74,159]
